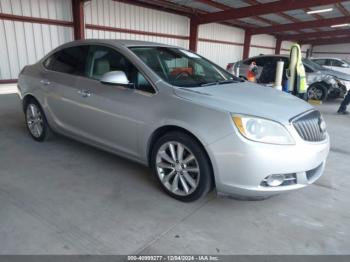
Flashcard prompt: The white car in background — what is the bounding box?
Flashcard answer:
[311,57,350,75]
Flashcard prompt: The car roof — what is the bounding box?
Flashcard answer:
[242,54,288,61]
[311,57,342,60]
[64,39,177,48]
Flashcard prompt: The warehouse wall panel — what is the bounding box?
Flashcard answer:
[198,23,245,43]
[249,34,276,57]
[84,0,189,48]
[0,0,72,21]
[0,0,73,80]
[312,44,350,61]
[85,29,189,49]
[0,20,73,80]
[280,41,294,55]
[197,41,243,68]
[197,23,244,68]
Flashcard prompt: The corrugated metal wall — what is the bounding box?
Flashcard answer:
[0,0,302,80]
[280,41,294,55]
[250,34,276,57]
[281,42,310,57]
[0,0,73,80]
[197,23,244,68]
[313,44,350,60]
[84,0,189,48]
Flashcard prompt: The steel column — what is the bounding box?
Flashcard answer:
[243,31,252,59]
[189,18,199,52]
[275,38,282,54]
[72,0,85,40]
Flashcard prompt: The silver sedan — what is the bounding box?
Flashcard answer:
[17,40,330,202]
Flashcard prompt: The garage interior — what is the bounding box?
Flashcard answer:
[1,0,350,256]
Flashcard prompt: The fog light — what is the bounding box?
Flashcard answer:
[266,174,285,187]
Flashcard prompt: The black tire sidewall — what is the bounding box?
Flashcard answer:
[151,131,213,202]
[24,99,50,142]
[309,83,328,101]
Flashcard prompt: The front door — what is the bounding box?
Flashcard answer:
[73,45,157,158]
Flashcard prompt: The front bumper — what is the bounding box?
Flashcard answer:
[205,126,330,198]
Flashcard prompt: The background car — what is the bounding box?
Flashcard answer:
[227,55,346,101]
[311,57,350,75]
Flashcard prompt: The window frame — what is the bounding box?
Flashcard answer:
[86,44,157,94]
[42,45,90,76]
[42,43,158,95]
[312,59,327,66]
[331,59,348,68]
[130,46,237,88]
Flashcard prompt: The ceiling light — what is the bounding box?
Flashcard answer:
[331,23,350,28]
[307,8,333,14]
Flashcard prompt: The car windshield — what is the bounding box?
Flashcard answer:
[130,46,241,87]
[341,59,350,66]
[303,58,325,71]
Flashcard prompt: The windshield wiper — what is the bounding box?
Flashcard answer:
[200,79,242,87]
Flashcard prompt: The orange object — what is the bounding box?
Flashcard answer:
[247,61,257,82]
[170,67,193,76]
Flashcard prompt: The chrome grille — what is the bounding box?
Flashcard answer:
[292,110,327,142]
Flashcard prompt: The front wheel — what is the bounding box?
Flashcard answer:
[24,99,52,142]
[151,131,213,202]
[307,83,328,101]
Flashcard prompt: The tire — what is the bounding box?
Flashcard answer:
[24,98,52,142]
[307,83,328,101]
[150,131,213,202]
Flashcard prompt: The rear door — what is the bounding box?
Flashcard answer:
[41,45,90,134]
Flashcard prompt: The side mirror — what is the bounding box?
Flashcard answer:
[341,64,349,68]
[100,71,131,87]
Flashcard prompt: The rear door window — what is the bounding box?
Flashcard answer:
[44,46,89,76]
[313,59,327,66]
[254,57,272,67]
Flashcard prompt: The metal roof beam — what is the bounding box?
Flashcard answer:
[197,0,277,26]
[301,36,350,45]
[197,0,344,24]
[250,16,350,35]
[280,29,350,41]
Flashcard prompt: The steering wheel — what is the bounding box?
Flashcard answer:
[174,71,191,80]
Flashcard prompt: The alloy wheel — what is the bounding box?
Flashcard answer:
[156,141,200,196]
[26,103,44,138]
[308,86,323,100]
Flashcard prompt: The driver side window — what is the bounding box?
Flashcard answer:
[87,45,155,94]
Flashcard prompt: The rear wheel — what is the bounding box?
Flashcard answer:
[307,83,328,101]
[24,99,52,142]
[151,131,213,202]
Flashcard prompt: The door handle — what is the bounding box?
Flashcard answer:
[78,89,92,98]
[40,79,51,85]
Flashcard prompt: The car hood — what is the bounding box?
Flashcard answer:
[322,69,350,81]
[174,81,313,124]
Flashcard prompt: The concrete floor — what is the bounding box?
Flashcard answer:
[0,91,349,255]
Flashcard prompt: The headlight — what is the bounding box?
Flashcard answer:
[232,115,295,145]
[325,75,337,85]
[336,79,350,91]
